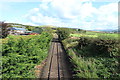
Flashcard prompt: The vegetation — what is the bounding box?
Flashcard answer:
[70,31,118,39]
[57,28,70,40]
[1,23,119,79]
[77,29,86,33]
[33,27,43,34]
[2,32,52,78]
[70,33,98,38]
[1,35,37,44]
[61,28,120,79]
[0,22,11,38]
[77,37,119,57]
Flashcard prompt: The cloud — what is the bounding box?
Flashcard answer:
[0,0,119,2]
[25,0,118,30]
[95,3,118,29]
[0,0,40,2]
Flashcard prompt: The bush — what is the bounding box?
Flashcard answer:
[2,32,52,78]
[33,27,43,34]
[57,28,70,40]
[78,37,119,57]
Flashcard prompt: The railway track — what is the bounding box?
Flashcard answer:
[40,34,72,80]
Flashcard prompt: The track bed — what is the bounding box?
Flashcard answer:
[40,34,72,80]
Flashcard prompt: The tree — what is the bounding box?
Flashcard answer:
[57,28,70,40]
[0,21,10,38]
[33,27,43,34]
[78,29,82,32]
[25,25,34,31]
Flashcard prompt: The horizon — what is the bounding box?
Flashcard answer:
[0,0,119,30]
[6,22,119,32]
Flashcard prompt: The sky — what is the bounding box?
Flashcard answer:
[0,0,119,30]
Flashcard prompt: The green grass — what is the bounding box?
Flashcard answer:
[70,33,98,38]
[70,31,119,39]
[85,31,119,38]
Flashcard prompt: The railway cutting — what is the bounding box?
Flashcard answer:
[40,34,72,80]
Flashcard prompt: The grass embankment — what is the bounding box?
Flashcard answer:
[63,32,120,79]
[2,32,52,78]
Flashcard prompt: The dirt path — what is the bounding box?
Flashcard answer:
[40,34,72,80]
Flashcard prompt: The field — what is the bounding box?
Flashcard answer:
[70,33,98,38]
[70,31,119,39]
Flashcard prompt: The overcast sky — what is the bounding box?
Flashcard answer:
[0,0,119,30]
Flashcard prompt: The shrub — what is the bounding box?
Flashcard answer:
[62,36,120,78]
[78,37,119,57]
[57,28,70,40]
[2,32,52,78]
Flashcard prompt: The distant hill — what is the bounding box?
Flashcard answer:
[7,23,56,28]
[6,23,41,31]
[91,29,118,33]
[6,23,57,33]
[7,23,38,28]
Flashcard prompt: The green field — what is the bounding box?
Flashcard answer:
[70,31,119,39]
[70,33,98,38]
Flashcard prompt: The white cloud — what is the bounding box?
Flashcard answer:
[80,2,98,19]
[95,3,118,29]
[0,0,40,2]
[0,0,118,2]
[24,0,118,30]
[33,8,39,12]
